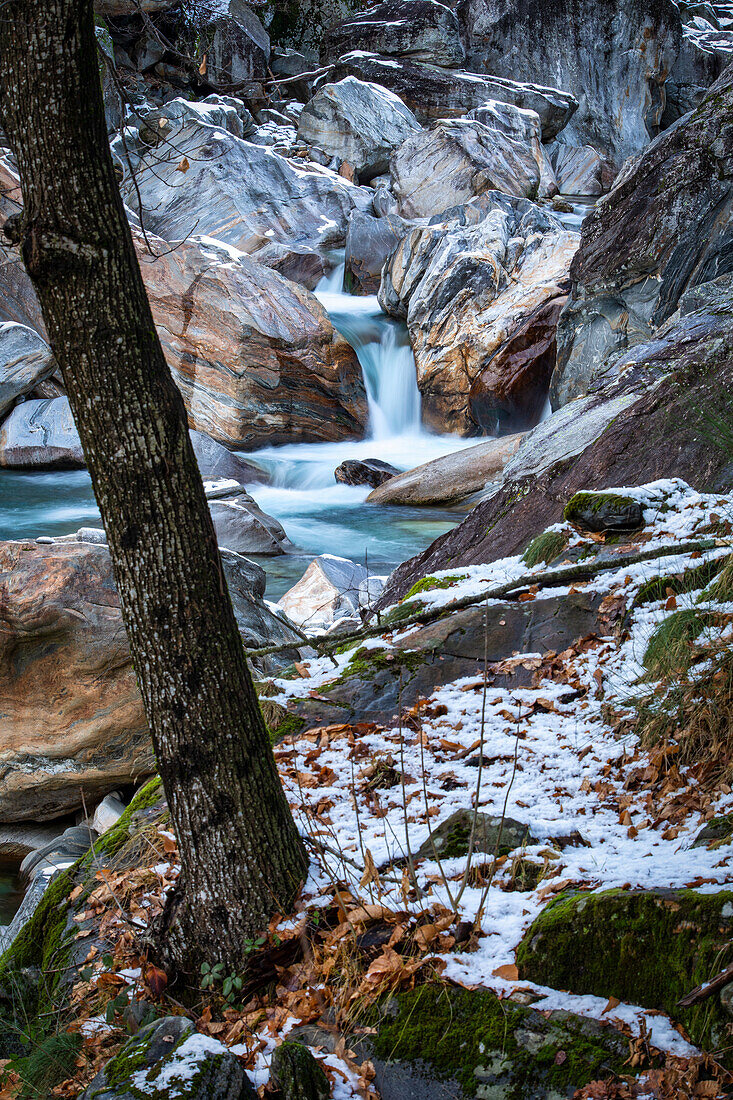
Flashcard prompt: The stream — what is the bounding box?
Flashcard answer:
[0,264,478,601]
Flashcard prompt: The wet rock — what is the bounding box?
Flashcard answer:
[564,490,644,534]
[380,192,577,434]
[79,1016,257,1099]
[458,0,682,167]
[0,397,84,469]
[467,101,556,199]
[120,98,372,264]
[209,488,292,555]
[323,0,465,68]
[345,211,412,294]
[270,1041,330,1100]
[277,555,371,630]
[334,457,399,487]
[189,429,268,486]
[0,324,57,420]
[390,120,542,218]
[325,52,577,136]
[0,824,58,865]
[366,435,523,505]
[415,809,537,861]
[553,69,733,408]
[468,296,567,432]
[517,887,733,1057]
[137,230,368,449]
[297,77,421,181]
[378,286,733,602]
[549,144,605,196]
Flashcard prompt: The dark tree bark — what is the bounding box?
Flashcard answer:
[0,0,307,975]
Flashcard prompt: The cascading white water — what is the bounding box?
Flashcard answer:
[316,284,422,439]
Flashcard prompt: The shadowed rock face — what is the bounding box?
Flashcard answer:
[135,231,368,449]
[379,193,577,435]
[322,0,466,67]
[456,0,682,166]
[553,70,733,407]
[0,323,56,420]
[325,52,577,135]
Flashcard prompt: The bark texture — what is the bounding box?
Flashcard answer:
[0,0,307,973]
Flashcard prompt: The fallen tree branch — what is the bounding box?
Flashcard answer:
[677,960,733,1007]
[264,64,334,87]
[245,536,730,661]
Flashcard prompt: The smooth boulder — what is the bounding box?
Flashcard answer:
[189,429,268,485]
[380,193,578,434]
[0,397,84,469]
[0,323,57,420]
[390,119,542,218]
[334,457,399,486]
[200,8,270,86]
[553,69,733,407]
[345,210,412,294]
[0,540,303,821]
[366,435,523,505]
[550,144,605,196]
[137,230,368,449]
[208,487,292,555]
[325,52,577,136]
[297,77,421,181]
[323,0,465,68]
[277,554,374,630]
[466,101,557,198]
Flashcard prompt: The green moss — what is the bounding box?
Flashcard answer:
[521,530,569,568]
[702,555,733,603]
[564,491,642,530]
[381,599,426,626]
[371,983,631,1097]
[405,574,464,600]
[94,777,164,859]
[260,699,305,743]
[322,645,424,693]
[517,888,733,1060]
[643,608,722,678]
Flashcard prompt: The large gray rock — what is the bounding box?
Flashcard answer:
[323,0,465,67]
[553,70,733,407]
[666,22,733,121]
[297,77,421,180]
[277,554,372,630]
[390,119,542,219]
[466,100,556,198]
[0,324,56,420]
[79,1017,257,1100]
[209,488,292,555]
[325,52,577,136]
[457,0,682,167]
[379,193,578,434]
[345,210,413,294]
[200,6,270,86]
[0,397,84,469]
[120,98,372,264]
[366,435,524,505]
[549,144,605,197]
[189,429,268,485]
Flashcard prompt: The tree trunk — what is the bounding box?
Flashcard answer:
[0,0,307,975]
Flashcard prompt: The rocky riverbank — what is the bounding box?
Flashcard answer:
[3,0,733,1095]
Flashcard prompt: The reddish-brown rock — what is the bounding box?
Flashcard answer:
[469,296,567,431]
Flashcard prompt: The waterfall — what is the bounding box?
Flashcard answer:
[315,279,422,439]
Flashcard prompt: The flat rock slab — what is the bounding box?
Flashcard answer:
[0,397,84,469]
[366,435,524,505]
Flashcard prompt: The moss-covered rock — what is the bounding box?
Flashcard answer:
[270,1041,330,1100]
[368,983,633,1098]
[415,810,537,862]
[405,574,465,600]
[80,1015,256,1099]
[564,491,643,534]
[517,887,733,1060]
[259,698,305,743]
